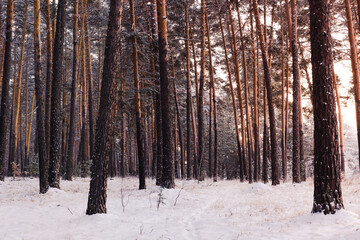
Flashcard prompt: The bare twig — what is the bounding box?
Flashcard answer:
[174,182,185,206]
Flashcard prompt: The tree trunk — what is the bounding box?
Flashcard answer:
[197,0,207,181]
[344,0,360,169]
[64,0,79,181]
[130,0,146,190]
[204,7,218,182]
[84,4,95,164]
[280,1,287,181]
[157,0,174,188]
[237,6,253,183]
[185,2,193,180]
[220,0,242,182]
[332,66,345,173]
[86,0,124,215]
[33,0,49,193]
[0,0,13,181]
[49,0,67,188]
[227,1,247,181]
[252,0,279,185]
[45,0,53,161]
[170,46,185,179]
[250,9,260,182]
[290,0,302,183]
[310,0,343,214]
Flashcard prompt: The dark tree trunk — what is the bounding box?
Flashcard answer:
[291,0,301,184]
[34,0,49,193]
[0,0,13,181]
[185,2,193,180]
[130,0,146,190]
[49,0,67,188]
[197,0,206,181]
[253,0,279,185]
[310,0,343,215]
[157,0,174,188]
[170,47,185,179]
[86,0,124,215]
[45,0,53,162]
[65,0,79,181]
[250,9,260,182]
[84,11,95,165]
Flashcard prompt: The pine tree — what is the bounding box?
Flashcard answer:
[310,0,343,215]
[86,0,124,215]
[158,0,174,188]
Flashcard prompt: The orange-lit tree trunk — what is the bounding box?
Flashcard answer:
[227,1,247,181]
[332,66,345,172]
[344,0,360,168]
[236,5,253,183]
[249,9,260,182]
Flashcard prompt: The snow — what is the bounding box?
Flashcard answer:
[1,175,360,240]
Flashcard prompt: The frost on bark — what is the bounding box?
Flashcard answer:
[310,0,343,214]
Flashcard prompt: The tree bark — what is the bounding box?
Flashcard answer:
[49,0,67,188]
[344,0,360,169]
[290,0,301,183]
[65,0,79,181]
[0,0,13,181]
[34,0,49,193]
[227,1,247,181]
[130,0,146,190]
[204,8,218,182]
[157,0,174,188]
[252,0,279,185]
[45,0,53,160]
[185,2,193,180]
[86,0,124,215]
[310,0,343,214]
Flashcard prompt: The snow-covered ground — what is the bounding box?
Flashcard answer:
[1,173,360,240]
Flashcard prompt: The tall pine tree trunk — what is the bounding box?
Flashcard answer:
[34,0,49,193]
[49,0,67,188]
[0,0,13,181]
[157,0,174,188]
[344,0,360,169]
[86,0,124,215]
[185,2,193,179]
[130,0,146,190]
[253,0,279,185]
[45,0,53,160]
[204,8,218,182]
[310,0,343,214]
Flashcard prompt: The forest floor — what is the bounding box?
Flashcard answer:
[1,173,360,240]
[1,104,360,240]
